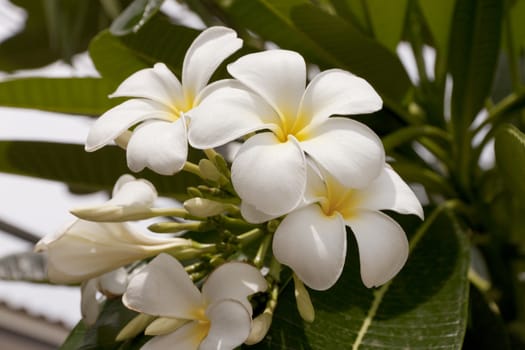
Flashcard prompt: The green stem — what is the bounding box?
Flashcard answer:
[183,161,202,178]
[382,125,451,152]
[220,215,259,230]
[204,148,219,162]
[254,234,273,268]
[237,228,264,247]
[148,221,210,233]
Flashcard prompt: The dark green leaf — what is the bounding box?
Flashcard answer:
[0,141,199,199]
[449,0,503,133]
[367,0,409,52]
[0,252,47,282]
[0,77,116,116]
[217,0,412,107]
[495,124,525,197]
[60,321,87,350]
[328,0,371,34]
[110,0,165,36]
[0,0,111,70]
[249,209,470,349]
[417,0,456,57]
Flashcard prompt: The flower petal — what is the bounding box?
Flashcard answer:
[98,268,128,296]
[240,201,279,224]
[200,299,252,350]
[81,278,100,326]
[182,26,242,100]
[298,69,382,127]
[85,99,172,152]
[346,211,409,288]
[273,204,347,290]
[36,220,190,284]
[231,133,306,216]
[123,254,203,319]
[202,262,267,313]
[110,63,185,108]
[142,321,207,350]
[188,80,280,149]
[358,166,424,219]
[300,117,385,189]
[228,49,306,118]
[127,118,188,175]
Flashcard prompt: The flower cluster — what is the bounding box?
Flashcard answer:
[36,26,422,349]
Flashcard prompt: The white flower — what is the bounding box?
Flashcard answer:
[85,26,242,175]
[123,254,267,350]
[71,174,157,222]
[35,220,191,284]
[188,49,384,217]
[272,164,423,291]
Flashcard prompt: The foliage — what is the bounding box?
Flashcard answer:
[1,0,525,348]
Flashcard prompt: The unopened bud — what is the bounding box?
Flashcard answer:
[244,311,273,345]
[145,317,187,336]
[184,197,232,217]
[116,314,155,341]
[293,274,315,322]
[199,159,223,182]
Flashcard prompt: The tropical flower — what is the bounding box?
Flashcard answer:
[85,26,242,175]
[71,174,157,222]
[123,253,267,350]
[272,163,423,291]
[188,49,384,217]
[35,220,191,284]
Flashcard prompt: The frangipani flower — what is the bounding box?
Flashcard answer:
[35,220,191,284]
[71,174,157,222]
[85,26,242,175]
[189,49,384,217]
[272,164,423,291]
[123,254,267,350]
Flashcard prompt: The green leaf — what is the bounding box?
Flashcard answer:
[90,16,199,83]
[0,252,47,282]
[0,0,111,71]
[110,0,165,36]
[448,0,503,133]
[495,124,525,197]
[218,0,412,107]
[249,209,470,349]
[328,0,371,34]
[0,141,199,199]
[0,77,116,116]
[60,321,87,350]
[417,0,456,58]
[367,0,409,52]
[509,0,525,55]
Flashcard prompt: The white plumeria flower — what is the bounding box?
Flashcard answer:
[272,163,423,291]
[71,174,157,222]
[188,49,384,217]
[35,220,191,284]
[123,254,267,350]
[85,26,242,175]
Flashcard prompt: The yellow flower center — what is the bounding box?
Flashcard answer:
[320,181,361,219]
[275,112,311,143]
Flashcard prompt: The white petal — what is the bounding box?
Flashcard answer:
[81,278,100,326]
[109,176,157,208]
[182,27,242,100]
[304,160,327,205]
[231,133,306,216]
[301,118,385,189]
[240,201,279,224]
[200,299,252,350]
[187,80,280,149]
[273,204,347,290]
[85,99,172,152]
[37,220,190,284]
[127,118,188,175]
[228,49,306,118]
[202,262,267,313]
[346,211,409,288]
[142,321,207,350]
[111,63,185,108]
[298,69,382,127]
[358,166,424,219]
[123,254,203,319]
[98,268,128,296]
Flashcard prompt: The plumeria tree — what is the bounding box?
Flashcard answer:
[1,0,525,349]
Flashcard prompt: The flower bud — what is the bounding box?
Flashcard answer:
[184,197,232,217]
[293,274,315,323]
[244,311,272,345]
[116,314,155,341]
[145,317,187,336]
[198,159,223,182]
